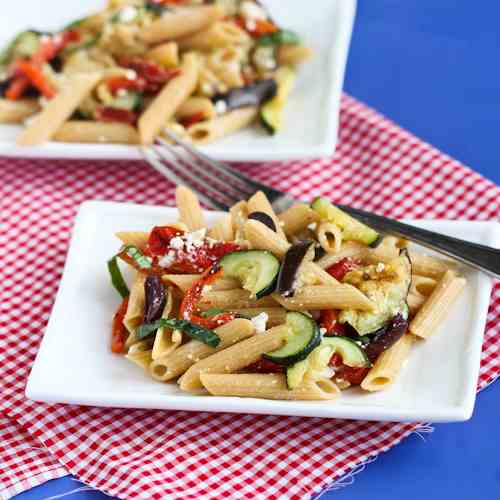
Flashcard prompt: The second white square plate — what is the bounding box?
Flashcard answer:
[26,201,500,422]
[0,0,356,161]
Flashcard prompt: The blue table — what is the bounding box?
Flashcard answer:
[14,1,500,499]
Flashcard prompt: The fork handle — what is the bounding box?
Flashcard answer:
[337,204,500,279]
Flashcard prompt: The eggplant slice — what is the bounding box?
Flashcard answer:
[248,211,276,232]
[277,240,314,297]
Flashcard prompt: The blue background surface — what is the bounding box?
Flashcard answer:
[13,1,500,499]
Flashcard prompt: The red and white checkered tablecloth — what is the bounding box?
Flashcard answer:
[1,94,499,500]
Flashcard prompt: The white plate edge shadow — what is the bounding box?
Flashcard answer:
[26,200,500,422]
[0,0,357,162]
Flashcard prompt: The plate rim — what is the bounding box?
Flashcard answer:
[26,199,499,422]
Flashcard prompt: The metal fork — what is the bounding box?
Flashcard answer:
[141,131,500,279]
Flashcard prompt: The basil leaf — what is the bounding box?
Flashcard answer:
[107,256,129,298]
[137,319,221,347]
[123,245,152,269]
[201,307,225,318]
[256,30,300,47]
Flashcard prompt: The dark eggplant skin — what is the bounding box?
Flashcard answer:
[364,313,408,363]
[212,79,277,111]
[313,245,326,261]
[143,275,167,325]
[248,211,276,232]
[277,240,314,297]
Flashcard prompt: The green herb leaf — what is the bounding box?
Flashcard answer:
[201,307,225,318]
[256,29,300,47]
[107,256,130,298]
[137,319,221,347]
[123,245,153,269]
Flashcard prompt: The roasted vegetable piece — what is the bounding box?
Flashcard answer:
[364,313,409,363]
[143,275,167,324]
[212,79,277,111]
[248,211,276,232]
[276,240,314,297]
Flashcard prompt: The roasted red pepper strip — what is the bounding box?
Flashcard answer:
[318,309,345,336]
[15,60,55,98]
[111,296,129,353]
[106,75,147,95]
[329,353,370,386]
[5,76,30,100]
[325,257,360,281]
[179,111,206,129]
[95,106,138,125]
[180,266,235,329]
[147,226,184,256]
[244,357,284,373]
[118,57,181,93]
[234,16,278,37]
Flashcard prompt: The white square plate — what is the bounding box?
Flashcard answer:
[0,0,355,161]
[26,201,500,422]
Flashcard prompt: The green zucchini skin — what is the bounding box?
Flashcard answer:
[264,311,322,366]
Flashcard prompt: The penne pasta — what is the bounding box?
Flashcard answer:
[0,98,39,123]
[200,373,340,401]
[278,203,320,237]
[16,72,102,146]
[198,289,277,310]
[179,325,288,392]
[316,221,342,254]
[407,275,438,316]
[244,219,290,258]
[272,285,376,312]
[54,121,139,144]
[115,231,149,250]
[175,185,205,231]
[208,213,235,241]
[247,191,287,240]
[149,318,254,381]
[146,42,179,68]
[361,334,414,392]
[140,5,224,44]
[230,200,249,241]
[409,270,466,339]
[175,96,216,120]
[151,288,181,360]
[187,107,258,144]
[162,274,239,293]
[299,262,340,286]
[230,308,287,327]
[123,272,146,339]
[138,53,200,144]
[277,45,314,65]
[177,21,251,51]
[408,252,453,279]
[126,350,152,371]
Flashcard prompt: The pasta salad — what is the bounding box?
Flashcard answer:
[0,0,311,146]
[107,187,466,401]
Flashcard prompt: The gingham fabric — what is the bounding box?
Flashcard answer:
[1,94,499,500]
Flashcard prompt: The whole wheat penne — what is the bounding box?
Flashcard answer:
[409,270,466,339]
[179,325,288,392]
[175,96,216,120]
[244,219,290,258]
[408,252,453,279]
[54,120,139,144]
[145,42,179,67]
[201,373,340,400]
[278,203,320,237]
[126,350,152,371]
[272,285,376,312]
[277,45,313,65]
[17,72,102,146]
[175,185,205,231]
[230,200,248,240]
[0,98,39,123]
[140,5,224,44]
[115,231,149,250]
[208,213,235,241]
[149,318,254,381]
[187,107,258,144]
[138,53,199,144]
[407,275,438,316]
[247,191,287,240]
[316,221,342,254]
[152,288,181,360]
[124,272,146,338]
[299,262,340,286]
[177,21,250,51]
[198,289,277,310]
[361,334,414,392]
[162,274,240,293]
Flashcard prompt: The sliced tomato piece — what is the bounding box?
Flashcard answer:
[111,296,129,353]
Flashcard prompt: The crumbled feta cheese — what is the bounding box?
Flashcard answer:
[307,222,317,231]
[251,312,269,333]
[253,47,276,71]
[240,1,267,21]
[246,19,257,31]
[184,228,206,251]
[376,262,385,273]
[321,366,336,379]
[118,6,138,23]
[116,88,127,97]
[319,327,327,335]
[203,285,213,294]
[201,82,214,95]
[159,250,176,268]
[169,236,184,250]
[214,100,228,115]
[125,70,137,80]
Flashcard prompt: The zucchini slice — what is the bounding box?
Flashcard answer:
[264,311,321,366]
[286,336,370,389]
[260,66,296,134]
[311,197,381,247]
[339,249,412,335]
[220,250,280,299]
